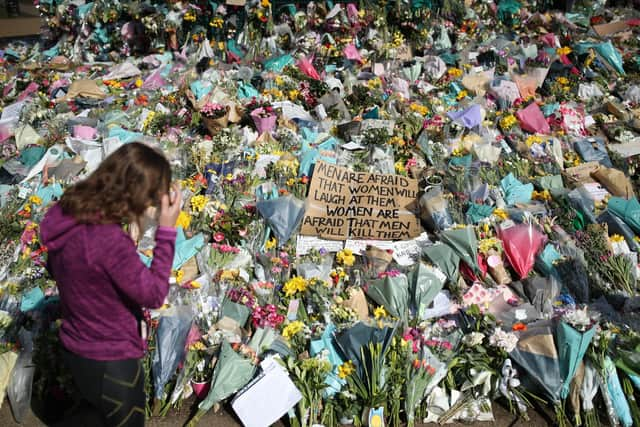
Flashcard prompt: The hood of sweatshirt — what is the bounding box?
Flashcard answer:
[39,204,82,252]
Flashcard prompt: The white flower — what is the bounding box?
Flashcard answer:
[489,327,518,353]
[463,332,484,347]
[562,307,596,332]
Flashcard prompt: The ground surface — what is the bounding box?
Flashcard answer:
[0,396,555,426]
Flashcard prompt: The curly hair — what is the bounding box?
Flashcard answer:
[59,142,171,224]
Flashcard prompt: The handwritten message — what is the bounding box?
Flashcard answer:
[300,161,423,241]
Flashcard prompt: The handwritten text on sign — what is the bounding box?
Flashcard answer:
[300,161,423,241]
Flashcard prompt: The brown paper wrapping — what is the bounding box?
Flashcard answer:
[487,249,512,285]
[562,161,600,188]
[591,165,635,199]
[201,108,230,135]
[181,257,199,284]
[569,362,585,418]
[343,287,369,320]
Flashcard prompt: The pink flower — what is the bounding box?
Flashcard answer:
[213,232,225,242]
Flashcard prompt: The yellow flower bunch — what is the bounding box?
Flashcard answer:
[395,161,406,175]
[184,10,196,22]
[282,321,304,340]
[555,77,569,86]
[447,68,463,79]
[390,31,404,48]
[387,136,406,147]
[336,249,355,267]
[456,90,468,100]
[263,88,284,99]
[374,306,388,319]
[478,237,502,255]
[532,190,552,202]
[288,89,299,101]
[525,135,544,147]
[500,114,518,130]
[274,157,299,177]
[366,77,383,90]
[175,211,192,229]
[493,208,509,220]
[28,195,42,206]
[220,269,239,281]
[135,79,143,88]
[174,269,184,283]
[557,46,572,56]
[260,0,271,7]
[265,237,277,250]
[209,17,224,28]
[610,234,625,243]
[142,111,157,131]
[409,103,429,116]
[283,276,307,297]
[451,146,468,157]
[189,341,206,351]
[190,195,208,213]
[337,361,355,379]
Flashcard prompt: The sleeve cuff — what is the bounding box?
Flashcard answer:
[155,226,178,241]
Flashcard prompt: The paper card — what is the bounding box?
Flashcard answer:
[296,235,344,256]
[344,239,395,255]
[232,356,302,427]
[607,141,640,158]
[0,101,25,126]
[581,183,609,202]
[391,232,432,266]
[341,141,366,151]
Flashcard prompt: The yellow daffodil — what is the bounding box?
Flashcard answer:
[374,306,388,319]
[282,321,304,340]
[190,195,208,213]
[28,195,42,206]
[174,269,184,283]
[493,208,509,220]
[557,46,572,56]
[337,361,355,379]
[336,249,355,267]
[283,276,307,297]
[265,237,277,250]
[610,234,625,243]
[447,68,463,79]
[175,211,192,229]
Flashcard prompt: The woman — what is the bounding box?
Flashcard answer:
[40,142,182,426]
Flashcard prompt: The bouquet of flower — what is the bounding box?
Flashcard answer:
[250,105,277,134]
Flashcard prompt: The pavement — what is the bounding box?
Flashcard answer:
[0,396,555,427]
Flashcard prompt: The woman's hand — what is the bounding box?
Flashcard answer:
[158,184,183,228]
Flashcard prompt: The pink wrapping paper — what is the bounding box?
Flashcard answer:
[516,102,551,134]
[297,56,321,80]
[73,125,98,140]
[343,44,362,63]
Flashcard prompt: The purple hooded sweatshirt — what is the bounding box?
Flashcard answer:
[40,204,176,361]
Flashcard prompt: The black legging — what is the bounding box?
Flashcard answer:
[61,349,146,427]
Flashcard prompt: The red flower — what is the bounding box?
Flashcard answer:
[512,322,527,332]
[213,232,225,242]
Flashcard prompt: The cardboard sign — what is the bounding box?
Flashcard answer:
[301,161,423,241]
[593,21,629,37]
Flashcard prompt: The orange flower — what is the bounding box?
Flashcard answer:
[512,322,527,332]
